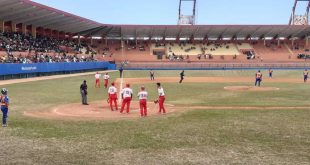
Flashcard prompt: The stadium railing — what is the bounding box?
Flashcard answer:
[119,62,310,70]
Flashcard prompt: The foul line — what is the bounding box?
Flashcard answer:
[118,71,124,104]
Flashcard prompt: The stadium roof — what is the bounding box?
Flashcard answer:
[82,25,310,39]
[0,0,102,33]
[0,0,310,39]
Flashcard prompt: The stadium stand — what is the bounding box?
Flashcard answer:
[0,31,96,63]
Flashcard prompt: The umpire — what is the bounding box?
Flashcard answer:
[119,67,124,78]
[80,80,88,105]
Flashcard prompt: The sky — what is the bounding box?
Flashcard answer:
[31,0,308,25]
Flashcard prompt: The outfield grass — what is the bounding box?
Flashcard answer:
[0,70,310,164]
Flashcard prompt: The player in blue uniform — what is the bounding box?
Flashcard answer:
[303,69,309,83]
[255,70,263,87]
[268,68,273,78]
[0,88,9,127]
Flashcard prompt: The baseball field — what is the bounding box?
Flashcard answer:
[1,70,310,164]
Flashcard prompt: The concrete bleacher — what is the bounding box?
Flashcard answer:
[286,40,310,58]
[151,43,166,50]
[253,42,295,61]
[91,40,310,63]
[167,44,203,56]
[236,43,254,50]
[202,43,240,56]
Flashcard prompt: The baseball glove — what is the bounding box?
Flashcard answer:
[107,98,110,103]
[154,100,159,104]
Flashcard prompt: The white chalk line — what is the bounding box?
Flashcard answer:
[118,71,124,104]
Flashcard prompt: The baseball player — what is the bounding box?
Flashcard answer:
[108,82,118,111]
[157,83,166,114]
[120,84,133,114]
[80,80,88,105]
[0,88,9,127]
[304,69,309,83]
[255,70,263,87]
[150,70,155,81]
[137,86,148,117]
[95,72,101,88]
[268,69,273,78]
[179,70,185,83]
[119,67,124,78]
[103,73,110,88]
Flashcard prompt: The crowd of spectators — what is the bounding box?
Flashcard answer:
[0,52,95,64]
[201,42,231,53]
[166,53,190,62]
[126,41,147,51]
[0,31,96,63]
[197,54,213,60]
[0,31,84,53]
[297,53,310,60]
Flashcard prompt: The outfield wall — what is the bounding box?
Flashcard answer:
[0,62,116,79]
[120,62,310,70]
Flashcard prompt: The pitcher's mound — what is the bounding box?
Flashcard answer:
[224,86,280,91]
[24,101,176,120]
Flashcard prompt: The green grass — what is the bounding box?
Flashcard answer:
[0,70,310,164]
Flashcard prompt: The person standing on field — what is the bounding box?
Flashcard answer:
[304,69,308,83]
[95,72,101,88]
[103,73,110,89]
[150,70,155,81]
[0,88,9,127]
[179,70,185,83]
[157,83,166,114]
[108,82,118,111]
[80,80,88,105]
[137,86,148,117]
[255,70,263,87]
[120,84,133,114]
[119,67,124,78]
[268,69,273,78]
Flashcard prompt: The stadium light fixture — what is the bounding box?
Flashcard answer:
[289,0,310,25]
[178,0,197,25]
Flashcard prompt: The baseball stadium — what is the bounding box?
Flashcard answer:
[0,0,310,164]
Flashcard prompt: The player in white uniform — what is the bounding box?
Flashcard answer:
[157,83,166,114]
[137,86,148,117]
[95,72,101,88]
[103,73,110,88]
[120,84,133,113]
[108,82,118,111]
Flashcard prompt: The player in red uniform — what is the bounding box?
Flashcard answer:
[103,73,110,88]
[137,86,148,117]
[157,83,166,114]
[108,82,118,111]
[120,84,133,114]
